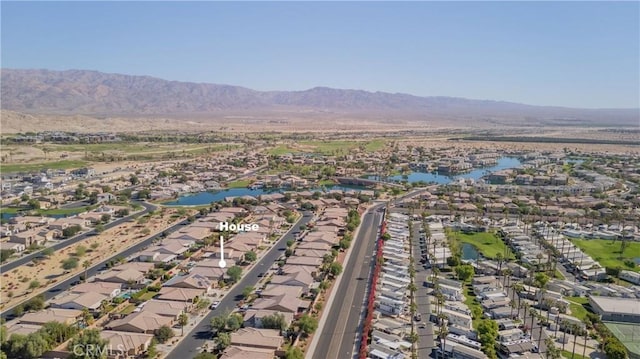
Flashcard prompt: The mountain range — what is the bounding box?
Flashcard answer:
[1,69,638,126]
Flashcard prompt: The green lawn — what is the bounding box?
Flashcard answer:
[268,145,297,155]
[455,231,515,260]
[463,285,482,330]
[1,205,95,217]
[119,304,136,314]
[571,239,640,272]
[137,291,156,301]
[226,179,252,188]
[318,179,337,186]
[1,160,88,173]
[561,350,589,359]
[268,139,386,156]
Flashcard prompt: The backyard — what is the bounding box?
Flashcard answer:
[571,239,640,272]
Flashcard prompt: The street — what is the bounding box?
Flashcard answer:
[165,213,314,359]
[311,207,383,359]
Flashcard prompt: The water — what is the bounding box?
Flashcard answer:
[378,156,522,184]
[1,212,68,221]
[163,184,369,206]
[461,242,480,260]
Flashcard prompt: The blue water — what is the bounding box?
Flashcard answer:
[1,212,68,221]
[163,184,369,206]
[461,242,481,260]
[379,156,522,184]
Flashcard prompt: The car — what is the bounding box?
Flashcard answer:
[210,301,220,310]
[414,313,422,321]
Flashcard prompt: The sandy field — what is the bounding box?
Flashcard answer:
[0,208,189,310]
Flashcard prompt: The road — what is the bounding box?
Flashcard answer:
[411,220,436,358]
[1,200,156,273]
[0,202,187,321]
[165,212,314,359]
[312,206,383,359]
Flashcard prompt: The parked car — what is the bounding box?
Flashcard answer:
[210,301,220,310]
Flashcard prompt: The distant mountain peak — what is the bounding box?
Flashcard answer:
[1,68,637,126]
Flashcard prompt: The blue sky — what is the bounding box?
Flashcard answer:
[2,1,639,108]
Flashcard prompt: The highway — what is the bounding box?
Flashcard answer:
[1,200,156,272]
[312,206,383,359]
[165,212,314,359]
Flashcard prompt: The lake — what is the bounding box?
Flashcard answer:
[163,184,369,206]
[461,242,481,260]
[374,156,522,184]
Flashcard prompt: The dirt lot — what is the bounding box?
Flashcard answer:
[0,208,189,310]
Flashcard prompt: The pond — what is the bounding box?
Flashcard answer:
[461,242,481,261]
[163,184,369,206]
[1,212,69,221]
[376,156,522,184]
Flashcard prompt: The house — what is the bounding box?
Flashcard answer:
[284,255,323,268]
[164,273,212,290]
[243,309,294,329]
[260,284,303,299]
[10,229,45,247]
[220,346,275,359]
[96,269,146,286]
[0,241,26,252]
[141,300,190,320]
[19,308,83,326]
[252,294,308,314]
[49,292,108,312]
[229,327,283,350]
[157,287,204,303]
[71,281,122,298]
[5,322,42,337]
[107,311,173,334]
[269,271,315,292]
[100,330,154,359]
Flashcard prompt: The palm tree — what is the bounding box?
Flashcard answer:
[82,260,91,282]
[571,324,579,359]
[439,318,449,359]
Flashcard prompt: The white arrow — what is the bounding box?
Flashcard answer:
[219,235,227,268]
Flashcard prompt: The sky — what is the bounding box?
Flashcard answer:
[1,1,639,109]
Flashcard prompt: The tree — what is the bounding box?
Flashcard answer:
[83,260,91,282]
[68,328,109,359]
[27,199,41,210]
[215,332,230,350]
[226,266,242,283]
[154,325,174,344]
[6,332,50,359]
[100,214,111,224]
[75,245,87,257]
[62,257,79,271]
[327,262,343,277]
[226,313,242,331]
[210,313,229,332]
[178,313,189,336]
[454,264,475,283]
[193,353,216,359]
[42,247,55,257]
[285,346,304,359]
[28,280,40,290]
[129,174,139,185]
[296,314,318,336]
[242,286,254,300]
[62,225,82,238]
[24,295,45,312]
[534,272,550,288]
[244,251,257,263]
[146,338,158,359]
[261,312,288,331]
